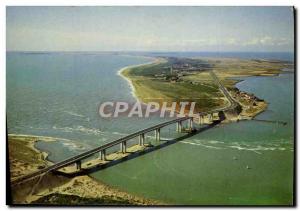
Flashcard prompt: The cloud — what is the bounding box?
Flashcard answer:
[226,38,238,45]
[242,36,292,46]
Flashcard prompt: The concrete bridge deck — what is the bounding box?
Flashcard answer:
[11,116,196,185]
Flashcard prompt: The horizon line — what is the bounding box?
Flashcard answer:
[6,50,294,53]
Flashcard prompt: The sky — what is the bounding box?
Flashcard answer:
[6,6,294,52]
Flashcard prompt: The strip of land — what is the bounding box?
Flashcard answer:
[121,56,293,120]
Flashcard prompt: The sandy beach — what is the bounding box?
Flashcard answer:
[117,57,164,99]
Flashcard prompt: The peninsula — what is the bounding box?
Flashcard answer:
[121,56,293,120]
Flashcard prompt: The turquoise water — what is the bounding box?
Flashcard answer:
[7,52,294,205]
[7,52,169,160]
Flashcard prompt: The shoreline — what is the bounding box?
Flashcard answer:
[118,57,274,120]
[8,134,81,164]
[231,70,294,119]
[31,174,163,205]
[117,57,162,100]
[118,66,138,100]
[8,135,53,181]
[8,133,78,143]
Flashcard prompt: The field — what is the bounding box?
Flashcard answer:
[122,58,228,112]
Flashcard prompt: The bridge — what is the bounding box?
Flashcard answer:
[11,116,198,185]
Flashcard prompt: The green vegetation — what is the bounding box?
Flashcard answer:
[8,136,49,179]
[125,59,170,76]
[8,138,44,165]
[31,193,136,205]
[122,57,292,114]
[122,58,227,112]
[210,58,289,78]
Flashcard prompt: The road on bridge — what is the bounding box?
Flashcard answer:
[11,116,192,185]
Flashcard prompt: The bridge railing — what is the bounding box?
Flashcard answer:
[11,116,193,185]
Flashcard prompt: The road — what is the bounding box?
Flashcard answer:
[208,70,238,112]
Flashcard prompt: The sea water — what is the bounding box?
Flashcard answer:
[7,51,294,205]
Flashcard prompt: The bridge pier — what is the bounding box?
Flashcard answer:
[188,118,193,130]
[176,121,182,132]
[155,128,161,141]
[120,141,127,153]
[209,114,213,122]
[100,149,106,161]
[139,134,142,145]
[13,117,203,185]
[75,160,82,170]
[139,134,145,146]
